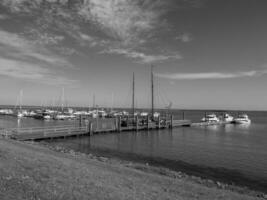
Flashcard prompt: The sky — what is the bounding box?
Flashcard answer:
[0,0,267,110]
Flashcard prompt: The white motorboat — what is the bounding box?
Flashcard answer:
[201,114,220,122]
[43,115,51,120]
[17,112,24,118]
[233,114,251,124]
[54,114,68,120]
[153,112,160,118]
[140,112,148,117]
[0,109,14,115]
[222,113,234,123]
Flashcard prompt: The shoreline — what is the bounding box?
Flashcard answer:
[0,138,266,199]
[42,142,267,195]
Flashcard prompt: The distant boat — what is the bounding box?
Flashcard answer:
[17,112,24,118]
[201,114,220,122]
[233,114,251,124]
[43,115,51,120]
[140,112,148,117]
[222,113,234,123]
[54,114,68,120]
[153,112,160,118]
[0,109,14,115]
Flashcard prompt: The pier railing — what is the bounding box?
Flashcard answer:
[0,116,191,141]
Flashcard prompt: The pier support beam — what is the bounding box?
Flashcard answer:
[79,115,82,126]
[146,115,149,130]
[135,116,139,131]
[158,116,161,129]
[170,115,173,128]
[89,122,93,136]
[118,117,121,132]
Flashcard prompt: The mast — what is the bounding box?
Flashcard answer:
[132,72,135,116]
[61,87,65,112]
[93,94,95,108]
[151,65,154,116]
[19,90,23,111]
[111,92,114,111]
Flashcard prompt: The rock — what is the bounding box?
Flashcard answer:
[98,157,108,162]
[216,181,223,188]
[22,175,30,179]
[5,176,12,180]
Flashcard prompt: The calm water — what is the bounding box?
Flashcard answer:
[1,110,267,191]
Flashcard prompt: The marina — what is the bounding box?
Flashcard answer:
[0,106,249,141]
[0,110,266,192]
[1,1,267,199]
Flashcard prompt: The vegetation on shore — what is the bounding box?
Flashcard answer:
[0,139,266,200]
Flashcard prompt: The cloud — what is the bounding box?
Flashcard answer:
[57,47,79,56]
[103,48,182,64]
[0,30,71,68]
[0,0,190,63]
[0,14,9,20]
[176,33,193,42]
[0,29,76,85]
[0,58,77,85]
[156,70,267,80]
[0,0,69,13]
[79,0,166,45]
[25,29,65,45]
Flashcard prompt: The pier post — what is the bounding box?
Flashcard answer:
[158,116,161,129]
[79,115,82,127]
[135,115,138,131]
[89,122,93,136]
[170,115,173,128]
[146,115,149,130]
[118,117,121,132]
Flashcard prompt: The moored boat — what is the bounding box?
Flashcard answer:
[222,113,234,123]
[233,114,251,124]
[201,114,220,122]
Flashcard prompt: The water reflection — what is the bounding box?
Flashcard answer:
[16,118,21,130]
[236,123,251,129]
[205,125,220,131]
[224,124,235,133]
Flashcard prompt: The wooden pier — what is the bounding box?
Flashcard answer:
[0,117,192,141]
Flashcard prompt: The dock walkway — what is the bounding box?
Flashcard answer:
[0,118,192,141]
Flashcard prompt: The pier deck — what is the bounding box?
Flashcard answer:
[1,119,192,141]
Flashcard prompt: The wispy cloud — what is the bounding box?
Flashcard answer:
[0,58,77,85]
[176,33,193,42]
[156,70,267,80]
[79,0,167,45]
[25,29,65,46]
[0,30,71,68]
[0,0,191,63]
[0,14,9,20]
[0,29,77,85]
[103,48,182,64]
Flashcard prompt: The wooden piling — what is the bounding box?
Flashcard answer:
[170,115,173,128]
[79,115,82,126]
[89,122,93,136]
[135,115,138,131]
[158,116,161,129]
[146,115,149,130]
[118,117,121,132]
